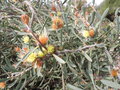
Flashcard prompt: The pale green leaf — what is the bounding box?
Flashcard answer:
[101,79,120,89]
[53,54,66,64]
[66,84,82,90]
[82,51,92,62]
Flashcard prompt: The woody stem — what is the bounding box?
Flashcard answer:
[26,24,47,49]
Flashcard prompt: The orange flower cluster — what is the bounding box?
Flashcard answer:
[14,46,21,52]
[21,14,29,25]
[89,29,95,37]
[34,58,43,68]
[0,82,6,89]
[82,29,95,38]
[52,17,64,30]
[51,5,56,12]
[39,35,48,45]
[111,69,118,77]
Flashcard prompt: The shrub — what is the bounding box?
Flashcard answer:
[0,0,120,89]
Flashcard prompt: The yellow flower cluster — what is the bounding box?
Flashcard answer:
[26,53,37,63]
[47,45,55,54]
[23,36,29,43]
[82,29,95,38]
[82,30,89,38]
[38,51,45,58]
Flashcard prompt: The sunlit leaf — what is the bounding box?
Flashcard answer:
[53,54,66,64]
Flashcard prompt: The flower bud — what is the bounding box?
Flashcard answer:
[39,31,48,45]
[89,29,95,37]
[21,14,29,25]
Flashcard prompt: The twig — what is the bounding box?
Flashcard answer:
[7,67,32,79]
[56,43,104,54]
[11,4,24,14]
[60,64,66,90]
[25,24,47,49]
[23,1,44,28]
[0,15,20,21]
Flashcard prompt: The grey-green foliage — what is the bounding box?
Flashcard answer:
[98,0,120,14]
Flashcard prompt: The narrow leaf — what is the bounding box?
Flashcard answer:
[101,79,120,89]
[90,11,96,25]
[0,78,10,82]
[82,51,92,62]
[100,8,109,21]
[53,54,66,64]
[104,47,113,63]
[66,84,82,90]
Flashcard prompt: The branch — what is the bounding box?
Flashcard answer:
[56,43,105,54]
[7,67,32,79]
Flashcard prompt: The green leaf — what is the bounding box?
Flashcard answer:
[53,54,66,64]
[88,68,97,90]
[8,79,18,88]
[100,8,109,21]
[19,79,27,90]
[66,84,82,90]
[15,79,22,90]
[37,68,43,77]
[90,11,96,25]
[0,78,10,82]
[104,47,113,63]
[101,79,120,89]
[82,51,92,62]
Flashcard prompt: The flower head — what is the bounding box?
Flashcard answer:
[111,69,118,77]
[47,45,55,54]
[89,29,95,37]
[82,30,90,38]
[52,17,64,30]
[51,4,56,12]
[39,31,48,45]
[23,36,29,43]
[52,23,59,30]
[26,53,37,63]
[57,12,62,16]
[14,46,21,52]
[21,14,29,25]
[0,82,6,89]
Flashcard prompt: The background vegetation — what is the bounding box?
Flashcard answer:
[0,0,120,90]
